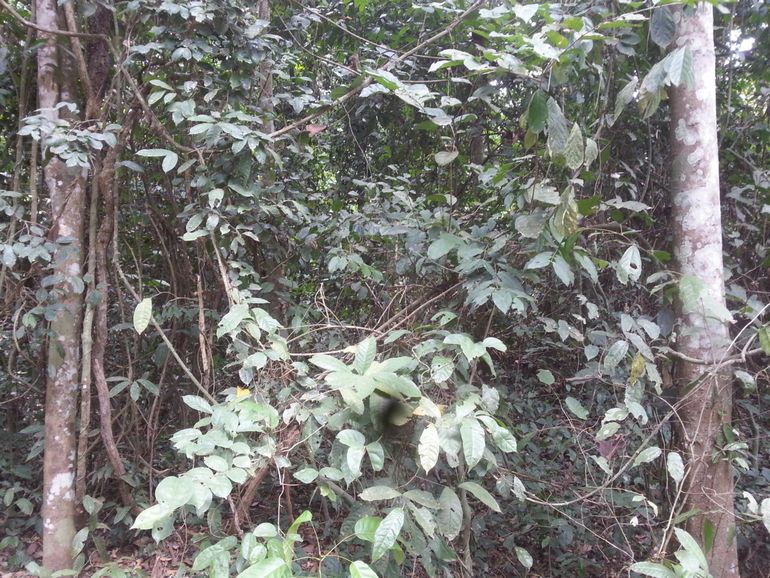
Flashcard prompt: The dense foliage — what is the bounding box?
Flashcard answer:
[0,0,768,576]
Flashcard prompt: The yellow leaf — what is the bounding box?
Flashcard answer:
[236,387,251,399]
[629,352,646,385]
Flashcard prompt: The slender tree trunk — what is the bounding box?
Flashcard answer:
[37,0,87,571]
[669,5,740,577]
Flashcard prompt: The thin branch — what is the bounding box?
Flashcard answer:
[268,0,484,138]
[0,0,108,39]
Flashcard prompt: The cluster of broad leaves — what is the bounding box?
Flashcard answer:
[1,0,769,575]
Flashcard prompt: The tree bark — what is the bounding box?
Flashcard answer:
[669,4,740,577]
[37,0,87,571]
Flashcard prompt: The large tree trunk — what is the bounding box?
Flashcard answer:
[37,0,87,571]
[669,4,740,577]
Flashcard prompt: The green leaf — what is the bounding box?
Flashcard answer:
[758,326,770,355]
[161,151,178,173]
[372,508,404,562]
[193,537,237,571]
[437,487,463,541]
[673,527,708,569]
[354,337,377,374]
[309,354,348,372]
[460,417,485,469]
[546,98,569,156]
[430,356,454,383]
[182,395,212,414]
[337,429,366,448]
[434,150,459,166]
[360,486,401,501]
[565,396,588,420]
[702,518,715,555]
[527,90,548,133]
[650,6,676,49]
[552,255,574,286]
[633,446,662,467]
[367,441,385,471]
[515,546,533,570]
[136,148,174,158]
[133,298,152,335]
[293,468,318,484]
[217,303,249,337]
[355,516,381,542]
[617,245,641,284]
[350,561,379,578]
[458,481,501,512]
[595,422,620,441]
[537,369,554,385]
[418,423,440,473]
[603,340,629,371]
[235,557,288,578]
[628,562,676,578]
[131,503,172,530]
[427,234,459,259]
[155,476,194,509]
[666,452,684,485]
[564,122,584,170]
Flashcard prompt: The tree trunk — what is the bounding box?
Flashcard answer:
[37,0,87,571]
[669,4,740,577]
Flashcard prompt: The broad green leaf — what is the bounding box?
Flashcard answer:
[460,417,485,469]
[337,429,366,448]
[434,150,459,166]
[515,547,533,570]
[235,557,288,578]
[527,90,548,133]
[407,503,436,538]
[565,396,588,420]
[546,98,569,156]
[367,441,385,471]
[427,234,459,259]
[525,251,551,270]
[603,340,629,371]
[155,476,194,509]
[193,537,238,571]
[217,303,249,337]
[133,298,152,335]
[628,562,676,578]
[666,452,684,485]
[347,446,366,476]
[136,148,173,158]
[350,561,378,578]
[372,508,404,561]
[552,255,574,286]
[404,490,441,509]
[430,356,454,383]
[182,395,212,414]
[458,481,501,512]
[537,369,554,385]
[437,487,463,540]
[759,326,770,355]
[419,423,440,473]
[131,503,172,530]
[308,354,348,372]
[360,486,401,501]
[355,516,381,542]
[673,528,708,569]
[633,446,662,467]
[564,122,584,170]
[354,337,377,374]
[161,151,178,173]
[650,6,676,48]
[204,455,228,472]
[595,422,620,441]
[617,245,641,285]
[293,468,319,484]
